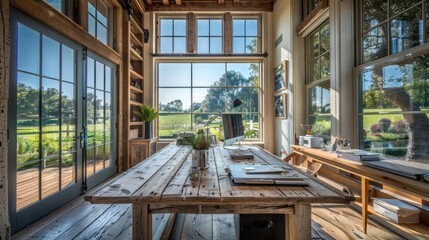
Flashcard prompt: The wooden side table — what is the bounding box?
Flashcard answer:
[129,137,157,167]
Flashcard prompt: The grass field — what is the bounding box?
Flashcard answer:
[361,108,429,130]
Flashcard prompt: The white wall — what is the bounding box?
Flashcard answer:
[272,0,305,156]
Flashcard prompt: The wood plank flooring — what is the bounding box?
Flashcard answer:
[13,195,402,240]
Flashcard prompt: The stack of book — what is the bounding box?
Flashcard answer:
[337,149,381,161]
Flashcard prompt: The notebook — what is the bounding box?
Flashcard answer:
[228,164,308,186]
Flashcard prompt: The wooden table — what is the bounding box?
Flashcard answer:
[85,144,353,240]
[288,145,429,234]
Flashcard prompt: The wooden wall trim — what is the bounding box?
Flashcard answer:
[77,0,88,31]
[0,0,11,238]
[10,0,121,64]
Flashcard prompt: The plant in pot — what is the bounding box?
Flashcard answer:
[133,104,159,139]
[191,129,211,169]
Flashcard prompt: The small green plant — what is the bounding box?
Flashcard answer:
[191,130,210,150]
[133,104,159,122]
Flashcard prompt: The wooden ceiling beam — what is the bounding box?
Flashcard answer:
[147,1,273,11]
[146,0,152,5]
[175,0,182,5]
[162,0,169,5]
[218,0,224,4]
[234,0,239,3]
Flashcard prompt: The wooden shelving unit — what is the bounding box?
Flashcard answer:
[122,1,156,170]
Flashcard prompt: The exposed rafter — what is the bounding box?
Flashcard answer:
[146,0,152,5]
[145,0,273,11]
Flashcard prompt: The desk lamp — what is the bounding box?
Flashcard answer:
[204,98,242,141]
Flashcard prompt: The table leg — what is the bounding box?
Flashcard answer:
[286,204,311,240]
[133,203,152,240]
[362,177,369,234]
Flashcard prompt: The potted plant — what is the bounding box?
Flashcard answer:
[191,129,211,169]
[133,104,159,139]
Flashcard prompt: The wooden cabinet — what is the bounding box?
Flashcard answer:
[129,138,157,167]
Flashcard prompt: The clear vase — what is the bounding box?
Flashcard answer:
[192,149,209,169]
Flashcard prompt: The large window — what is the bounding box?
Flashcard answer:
[360,0,427,63]
[233,19,259,54]
[197,19,223,54]
[44,0,75,18]
[159,18,187,53]
[157,62,260,140]
[88,0,110,45]
[358,54,429,160]
[156,14,261,55]
[306,21,331,141]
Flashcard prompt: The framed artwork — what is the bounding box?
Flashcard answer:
[275,94,287,119]
[274,61,288,92]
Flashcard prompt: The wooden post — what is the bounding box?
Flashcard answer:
[132,203,152,240]
[122,8,131,171]
[77,0,88,30]
[362,177,369,233]
[286,204,311,240]
[224,12,232,54]
[0,0,11,238]
[187,13,195,53]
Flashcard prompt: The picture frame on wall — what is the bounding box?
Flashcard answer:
[275,93,287,119]
[274,61,288,92]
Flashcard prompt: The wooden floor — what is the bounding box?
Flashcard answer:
[17,160,108,210]
[13,194,404,240]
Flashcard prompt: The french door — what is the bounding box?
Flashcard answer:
[9,10,116,233]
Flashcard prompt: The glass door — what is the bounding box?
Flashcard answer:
[9,11,117,233]
[83,53,116,189]
[9,11,83,233]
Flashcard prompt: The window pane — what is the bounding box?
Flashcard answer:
[159,63,191,86]
[86,147,95,177]
[308,81,330,115]
[246,19,258,36]
[362,0,388,32]
[233,20,245,36]
[61,153,75,189]
[105,118,111,142]
[18,23,40,74]
[311,31,320,57]
[197,37,209,53]
[61,45,75,83]
[226,88,258,113]
[362,24,388,63]
[96,90,104,117]
[89,16,96,36]
[210,19,222,36]
[17,72,40,118]
[160,37,173,53]
[390,7,423,54]
[320,53,330,78]
[245,37,257,53]
[105,66,112,92]
[45,0,62,12]
[42,36,60,79]
[193,114,221,131]
[87,58,95,88]
[97,23,107,44]
[308,115,331,142]
[42,78,60,118]
[210,37,222,53]
[173,37,186,53]
[159,88,191,113]
[42,119,60,158]
[17,119,40,170]
[105,93,111,118]
[95,144,104,173]
[193,63,225,87]
[174,19,186,36]
[61,118,76,153]
[390,0,421,16]
[88,1,96,15]
[320,23,330,54]
[97,1,108,26]
[233,37,245,53]
[159,113,192,139]
[192,88,225,113]
[360,114,410,158]
[95,61,104,90]
[160,19,173,36]
[41,156,60,198]
[227,63,259,87]
[87,89,95,119]
[61,82,76,117]
[197,20,209,36]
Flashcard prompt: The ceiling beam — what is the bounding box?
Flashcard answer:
[162,0,169,5]
[175,0,181,4]
[146,0,152,5]
[234,0,239,3]
[218,0,224,4]
[147,1,273,11]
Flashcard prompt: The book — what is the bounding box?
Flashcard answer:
[337,149,380,161]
